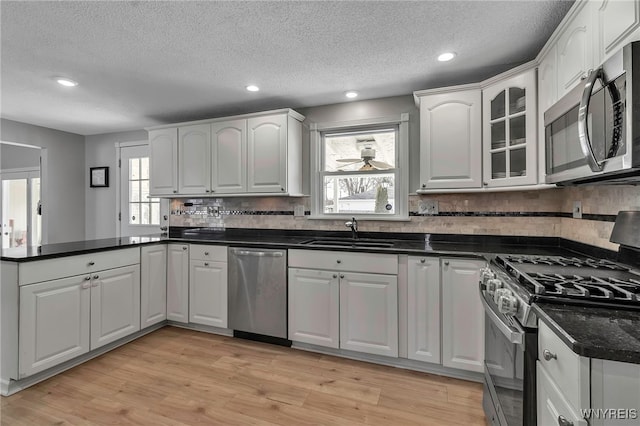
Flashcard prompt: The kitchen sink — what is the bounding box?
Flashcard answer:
[301,239,395,248]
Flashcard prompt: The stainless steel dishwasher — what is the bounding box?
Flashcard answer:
[228,247,287,340]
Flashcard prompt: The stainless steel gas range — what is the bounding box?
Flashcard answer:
[480,212,640,426]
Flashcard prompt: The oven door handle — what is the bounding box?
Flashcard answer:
[480,289,524,345]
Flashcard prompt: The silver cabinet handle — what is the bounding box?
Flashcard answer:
[160,226,168,231]
[333,274,338,279]
[204,262,209,266]
[420,258,426,263]
[88,261,95,266]
[173,190,177,193]
[340,274,345,279]
[182,246,187,250]
[444,261,450,266]
[84,276,91,281]
[557,415,573,426]
[336,260,342,264]
[93,275,99,280]
[204,251,209,255]
[543,349,557,361]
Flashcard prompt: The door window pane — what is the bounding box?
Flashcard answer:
[491,152,506,179]
[127,156,159,226]
[491,90,506,120]
[509,87,526,115]
[491,121,506,149]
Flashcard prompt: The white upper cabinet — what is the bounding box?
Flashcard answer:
[557,2,594,98]
[247,114,288,193]
[482,68,537,187]
[595,0,640,62]
[178,124,211,194]
[147,109,304,197]
[415,87,482,190]
[148,128,178,195]
[211,119,247,194]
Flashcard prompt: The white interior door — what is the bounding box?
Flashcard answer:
[119,144,169,237]
[1,169,41,248]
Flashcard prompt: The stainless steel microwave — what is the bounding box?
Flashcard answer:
[545,41,640,185]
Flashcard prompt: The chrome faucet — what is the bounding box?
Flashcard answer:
[345,217,358,240]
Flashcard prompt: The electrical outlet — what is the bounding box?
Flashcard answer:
[294,205,305,217]
[573,201,582,219]
[419,199,439,215]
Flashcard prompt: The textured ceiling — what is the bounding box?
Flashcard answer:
[1,1,573,136]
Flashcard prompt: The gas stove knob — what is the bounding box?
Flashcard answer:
[494,288,512,305]
[486,278,502,295]
[480,268,495,285]
[498,293,519,316]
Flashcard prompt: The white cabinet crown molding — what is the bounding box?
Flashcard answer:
[145,108,304,131]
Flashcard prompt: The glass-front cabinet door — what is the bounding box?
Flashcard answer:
[482,69,537,187]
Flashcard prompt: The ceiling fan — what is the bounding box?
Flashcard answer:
[336,145,394,171]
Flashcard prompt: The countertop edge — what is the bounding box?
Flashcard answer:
[533,303,640,364]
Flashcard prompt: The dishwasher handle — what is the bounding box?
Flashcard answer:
[230,248,284,257]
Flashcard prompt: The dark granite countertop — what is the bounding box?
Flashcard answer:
[0,235,165,262]
[1,228,589,262]
[533,303,640,364]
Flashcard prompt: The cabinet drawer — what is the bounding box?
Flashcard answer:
[288,249,397,275]
[537,361,588,426]
[538,321,589,412]
[19,247,140,286]
[189,244,227,262]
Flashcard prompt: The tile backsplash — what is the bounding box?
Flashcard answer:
[170,185,640,250]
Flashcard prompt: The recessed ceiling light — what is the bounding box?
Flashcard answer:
[246,85,260,92]
[437,52,456,62]
[55,77,78,87]
[345,91,358,99]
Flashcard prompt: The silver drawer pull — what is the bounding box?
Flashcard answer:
[543,349,557,361]
[204,262,209,266]
[88,261,95,266]
[204,251,209,255]
[557,415,573,426]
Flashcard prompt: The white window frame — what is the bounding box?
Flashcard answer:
[309,113,409,220]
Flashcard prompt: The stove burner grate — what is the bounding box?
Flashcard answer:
[525,272,640,301]
[498,255,627,270]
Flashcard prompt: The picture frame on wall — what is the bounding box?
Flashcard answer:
[90,166,109,188]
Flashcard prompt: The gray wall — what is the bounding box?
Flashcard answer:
[84,130,148,239]
[298,95,420,194]
[0,119,85,244]
[0,143,41,170]
[82,96,420,238]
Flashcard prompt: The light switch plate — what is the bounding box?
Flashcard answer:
[294,205,305,217]
[573,201,582,219]
[419,199,439,215]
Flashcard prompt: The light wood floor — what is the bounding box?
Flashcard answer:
[1,327,487,425]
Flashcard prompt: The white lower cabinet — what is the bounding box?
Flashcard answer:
[19,274,91,378]
[141,245,167,328]
[90,265,141,350]
[407,256,441,363]
[167,244,189,323]
[19,262,140,378]
[189,260,228,328]
[288,268,339,348]
[340,272,398,357]
[288,249,398,357]
[441,257,485,373]
[538,361,588,426]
